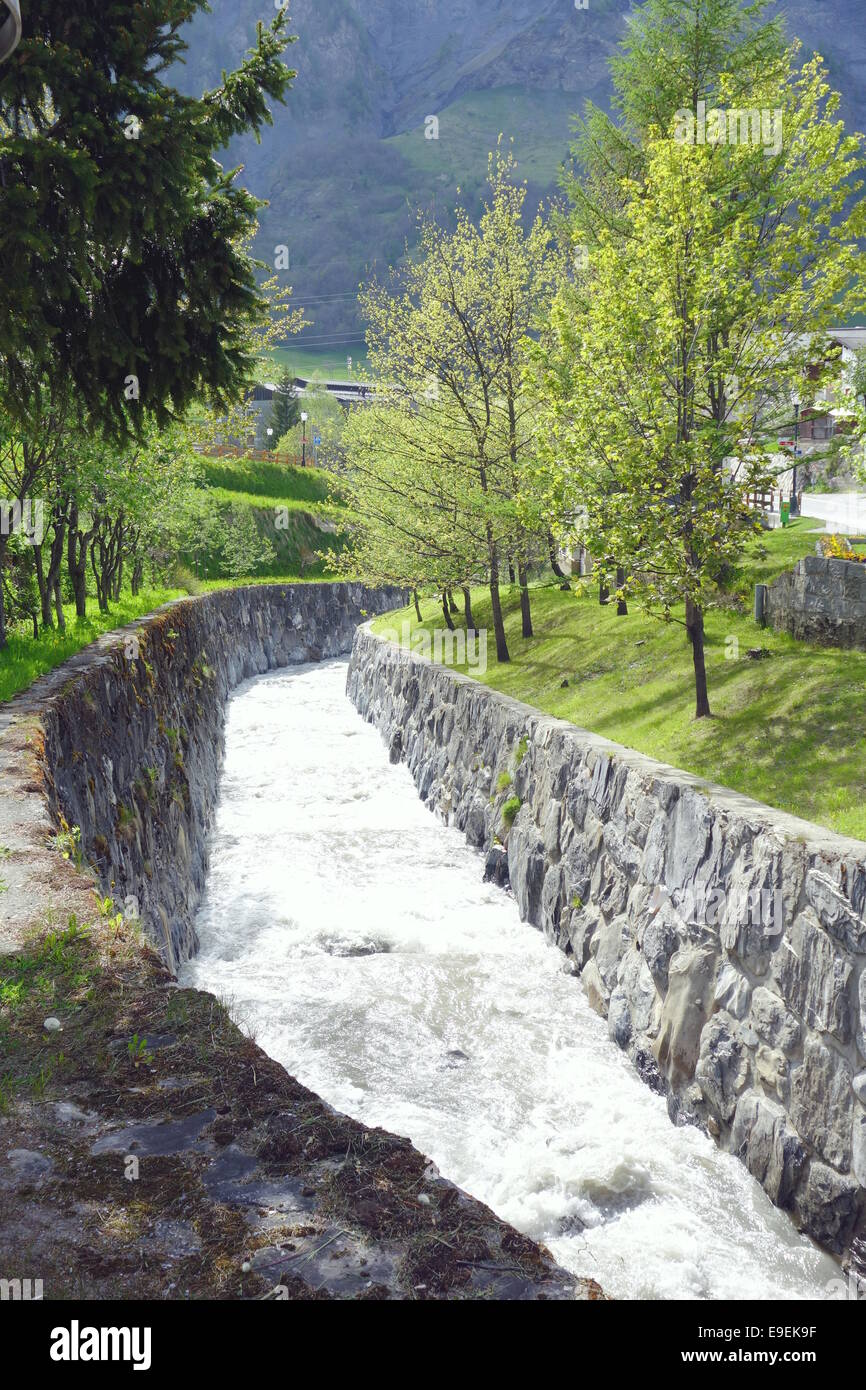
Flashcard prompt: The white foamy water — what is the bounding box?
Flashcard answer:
[181,660,838,1300]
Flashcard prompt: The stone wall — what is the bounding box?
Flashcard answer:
[764,554,866,648]
[0,586,591,1303]
[37,583,401,971]
[347,628,866,1260]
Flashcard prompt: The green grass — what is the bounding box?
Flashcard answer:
[0,456,348,703]
[188,455,345,583]
[387,86,576,190]
[263,345,369,380]
[200,458,332,507]
[0,587,184,704]
[372,519,866,841]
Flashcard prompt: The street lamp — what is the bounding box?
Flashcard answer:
[791,390,801,517]
[301,410,308,467]
[0,1,21,64]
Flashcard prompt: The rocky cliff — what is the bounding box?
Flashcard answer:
[175,0,866,346]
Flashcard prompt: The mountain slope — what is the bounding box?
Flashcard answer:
[175,0,866,355]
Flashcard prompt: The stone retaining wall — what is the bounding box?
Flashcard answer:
[35,583,401,970]
[347,627,866,1261]
[764,555,866,648]
[0,585,588,1303]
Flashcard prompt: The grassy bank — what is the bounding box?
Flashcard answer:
[0,587,184,705]
[192,456,343,582]
[0,455,344,703]
[264,345,369,379]
[372,519,866,841]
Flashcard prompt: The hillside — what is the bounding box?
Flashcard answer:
[175,0,866,356]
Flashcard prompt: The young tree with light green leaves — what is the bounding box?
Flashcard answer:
[331,394,491,626]
[276,378,345,461]
[534,47,866,717]
[342,149,564,662]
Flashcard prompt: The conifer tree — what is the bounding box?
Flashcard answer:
[0,2,296,434]
[269,369,301,441]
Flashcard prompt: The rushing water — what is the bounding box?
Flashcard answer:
[181,660,838,1300]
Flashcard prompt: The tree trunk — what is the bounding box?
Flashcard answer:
[67,503,89,618]
[0,535,8,649]
[616,565,628,617]
[441,590,455,630]
[112,548,124,602]
[518,559,533,638]
[413,589,422,622]
[53,580,65,631]
[548,531,569,586]
[686,597,711,718]
[45,505,67,630]
[507,558,516,585]
[447,588,459,615]
[599,575,609,605]
[34,543,51,628]
[462,586,475,632]
[488,535,509,663]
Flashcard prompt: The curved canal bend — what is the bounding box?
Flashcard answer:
[181,660,838,1300]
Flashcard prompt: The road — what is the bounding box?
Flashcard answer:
[800,491,866,534]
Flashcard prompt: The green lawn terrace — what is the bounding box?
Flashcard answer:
[373,518,866,841]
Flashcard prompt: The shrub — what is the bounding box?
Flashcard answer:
[169,565,203,596]
[502,796,521,828]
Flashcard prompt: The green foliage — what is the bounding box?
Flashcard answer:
[127,1034,154,1068]
[496,770,513,792]
[335,149,565,661]
[55,823,83,870]
[276,379,345,458]
[501,796,522,828]
[215,507,276,579]
[535,4,866,717]
[267,370,302,440]
[0,3,297,435]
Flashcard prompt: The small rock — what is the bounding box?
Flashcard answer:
[560,678,570,688]
[7,1149,53,1181]
[483,845,509,888]
[746,647,772,660]
[43,1017,62,1033]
